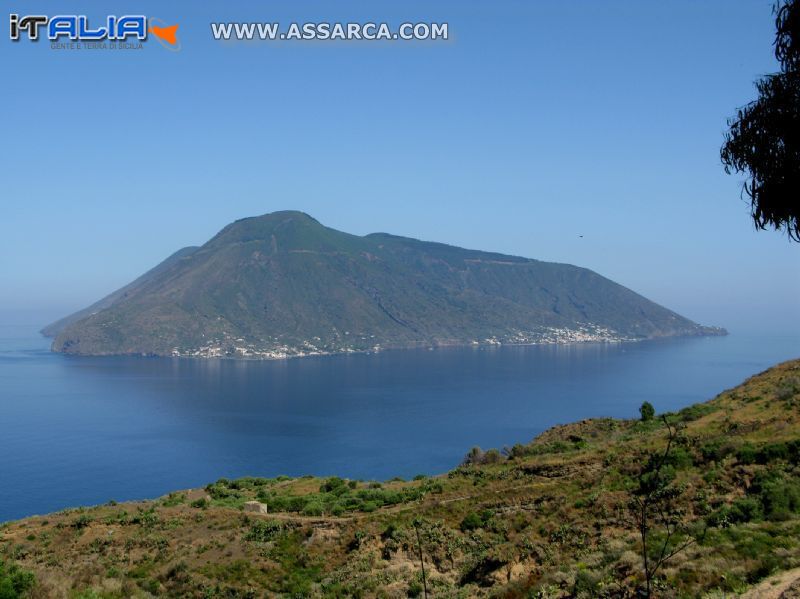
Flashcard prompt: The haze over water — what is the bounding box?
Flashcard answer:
[1,323,797,522]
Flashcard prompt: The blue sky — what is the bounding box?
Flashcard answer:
[2,0,798,334]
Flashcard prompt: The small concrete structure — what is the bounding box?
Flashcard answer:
[243,501,268,515]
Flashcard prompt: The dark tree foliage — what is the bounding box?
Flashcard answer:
[721,0,800,241]
[776,0,800,70]
[640,401,656,422]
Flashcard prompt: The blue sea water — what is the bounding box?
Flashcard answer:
[0,324,797,522]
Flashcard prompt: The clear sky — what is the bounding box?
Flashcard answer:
[2,0,798,335]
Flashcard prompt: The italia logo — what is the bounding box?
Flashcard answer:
[9,14,180,50]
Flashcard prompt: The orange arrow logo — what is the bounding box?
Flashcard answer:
[150,23,178,45]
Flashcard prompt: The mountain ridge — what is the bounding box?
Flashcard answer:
[44,211,725,358]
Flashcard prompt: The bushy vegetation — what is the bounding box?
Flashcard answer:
[669,402,718,423]
[253,476,443,517]
[244,519,287,543]
[460,509,494,532]
[199,473,446,517]
[710,469,800,526]
[0,560,34,598]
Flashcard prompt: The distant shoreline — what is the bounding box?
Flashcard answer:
[47,328,728,362]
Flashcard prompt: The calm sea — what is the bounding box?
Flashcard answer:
[0,324,797,521]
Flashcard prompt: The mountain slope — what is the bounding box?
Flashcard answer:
[45,211,724,358]
[40,246,199,338]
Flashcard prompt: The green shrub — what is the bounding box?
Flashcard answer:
[244,519,284,543]
[507,443,528,459]
[711,471,800,527]
[424,480,444,494]
[408,580,424,597]
[736,441,800,466]
[573,568,601,596]
[302,501,324,516]
[161,492,186,507]
[320,477,348,495]
[664,446,693,469]
[460,512,483,531]
[509,440,585,459]
[287,496,309,512]
[736,444,758,465]
[755,476,800,521]
[639,401,655,422]
[699,439,735,464]
[460,509,493,532]
[675,403,716,422]
[768,441,799,464]
[261,494,290,512]
[72,514,92,529]
[729,497,764,523]
[140,578,160,595]
[131,507,159,529]
[0,560,35,598]
[230,476,270,489]
[205,480,242,501]
[483,448,504,464]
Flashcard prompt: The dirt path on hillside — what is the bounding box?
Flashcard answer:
[739,567,800,598]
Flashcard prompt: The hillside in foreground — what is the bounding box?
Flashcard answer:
[44,211,723,359]
[2,360,799,598]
